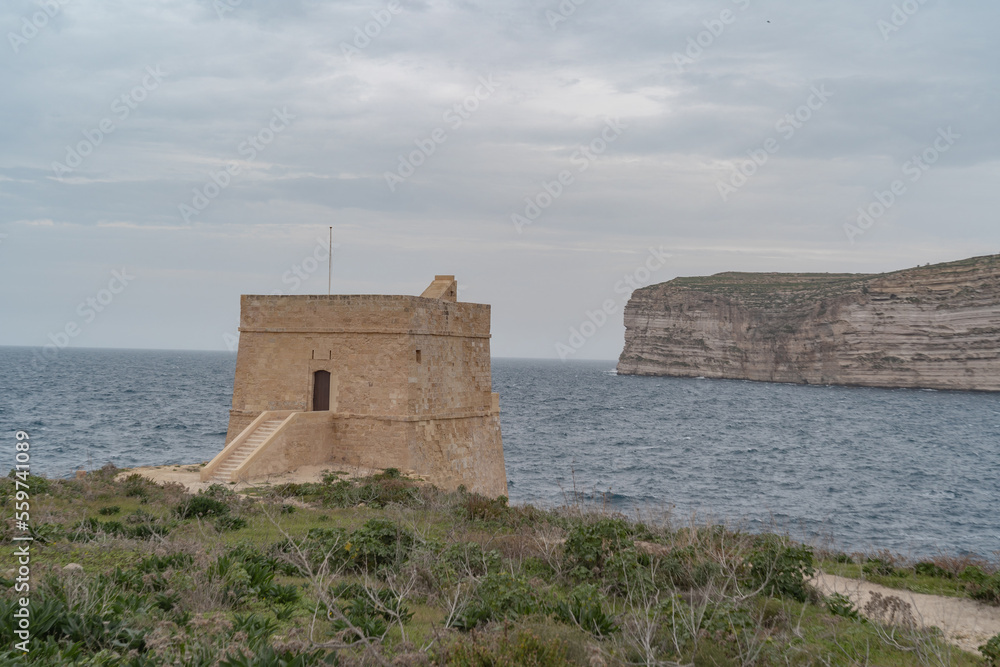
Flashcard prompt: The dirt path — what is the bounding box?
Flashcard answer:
[812,572,1000,655]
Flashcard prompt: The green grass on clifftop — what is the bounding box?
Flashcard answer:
[639,253,1000,311]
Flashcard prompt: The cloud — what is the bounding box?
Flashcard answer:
[0,0,998,358]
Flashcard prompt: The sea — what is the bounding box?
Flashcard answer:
[1,347,997,558]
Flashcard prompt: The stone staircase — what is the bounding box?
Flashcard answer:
[210,418,284,483]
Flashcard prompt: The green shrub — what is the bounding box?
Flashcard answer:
[219,646,338,667]
[461,493,510,522]
[98,506,121,516]
[70,517,170,541]
[915,561,951,578]
[231,613,279,649]
[598,545,660,594]
[747,535,814,602]
[657,594,756,653]
[125,508,153,524]
[0,591,145,653]
[274,470,421,509]
[346,518,414,571]
[121,473,152,499]
[654,544,702,589]
[268,583,302,605]
[439,628,572,666]
[435,541,503,582]
[863,557,896,577]
[7,471,52,494]
[288,527,351,572]
[208,545,300,606]
[176,494,230,519]
[956,565,1000,603]
[960,565,988,584]
[451,572,542,631]
[701,599,755,636]
[969,573,1000,605]
[692,558,724,587]
[125,524,169,540]
[136,552,193,573]
[563,518,634,575]
[981,633,1000,665]
[552,583,618,636]
[215,515,248,532]
[110,565,167,594]
[29,522,64,543]
[352,476,420,508]
[209,556,255,605]
[756,596,790,629]
[327,581,412,641]
[0,637,88,665]
[154,591,181,612]
[271,482,314,498]
[825,592,862,621]
[204,483,238,500]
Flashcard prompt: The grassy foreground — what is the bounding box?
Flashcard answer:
[1,467,998,666]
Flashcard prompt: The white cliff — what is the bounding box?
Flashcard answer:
[617,254,1000,391]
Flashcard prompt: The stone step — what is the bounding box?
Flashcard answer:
[211,417,287,483]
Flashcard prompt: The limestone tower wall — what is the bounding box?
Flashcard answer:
[222,278,506,496]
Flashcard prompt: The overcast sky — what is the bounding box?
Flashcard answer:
[1,0,997,360]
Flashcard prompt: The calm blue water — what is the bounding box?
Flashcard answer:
[1,347,997,557]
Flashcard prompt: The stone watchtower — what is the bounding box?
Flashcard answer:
[202,276,507,497]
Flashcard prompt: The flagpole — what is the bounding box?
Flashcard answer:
[327,226,332,296]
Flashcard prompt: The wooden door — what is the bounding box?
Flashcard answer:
[313,371,330,411]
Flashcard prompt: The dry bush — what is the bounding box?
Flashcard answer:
[931,553,997,577]
[869,548,909,567]
[864,592,916,628]
[491,530,544,563]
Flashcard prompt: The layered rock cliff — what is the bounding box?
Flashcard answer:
[617,254,1000,391]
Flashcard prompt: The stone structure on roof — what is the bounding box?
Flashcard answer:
[202,276,507,496]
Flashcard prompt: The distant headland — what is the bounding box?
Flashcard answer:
[617,253,1000,392]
